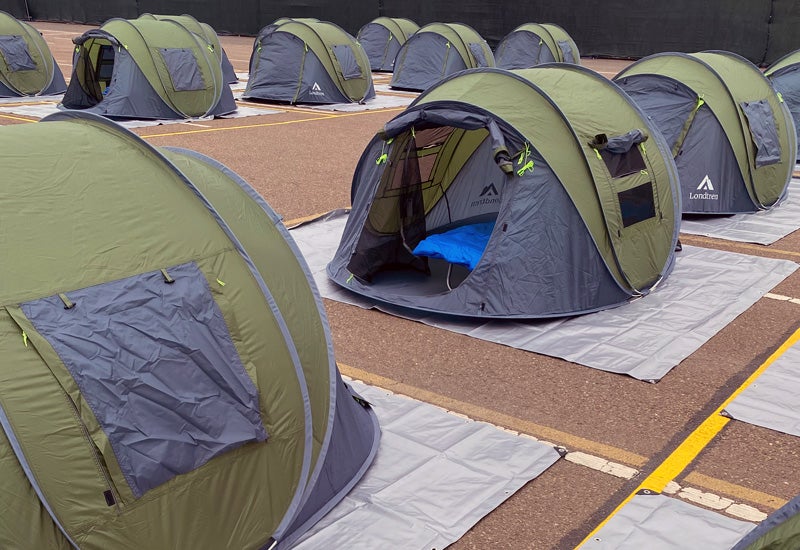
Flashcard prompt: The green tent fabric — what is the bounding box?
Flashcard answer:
[0,111,379,549]
[328,65,681,318]
[61,18,236,119]
[137,13,238,84]
[244,19,374,104]
[616,51,796,214]
[495,23,581,69]
[0,9,66,97]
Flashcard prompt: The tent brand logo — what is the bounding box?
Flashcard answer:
[310,82,325,97]
[471,183,501,208]
[689,175,719,200]
[480,183,498,197]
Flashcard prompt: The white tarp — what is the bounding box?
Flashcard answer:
[724,340,800,437]
[577,494,755,549]
[297,380,561,549]
[291,213,798,381]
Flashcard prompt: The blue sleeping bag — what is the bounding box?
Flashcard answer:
[412,222,495,271]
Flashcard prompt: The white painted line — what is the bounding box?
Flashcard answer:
[726,503,768,522]
[181,122,212,128]
[765,292,800,305]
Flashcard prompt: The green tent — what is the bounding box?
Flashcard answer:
[329,66,681,318]
[390,22,495,92]
[616,51,795,214]
[61,18,236,119]
[495,23,580,69]
[0,9,66,97]
[357,17,419,71]
[0,111,379,549]
[244,19,374,104]
[137,13,238,84]
[732,492,800,549]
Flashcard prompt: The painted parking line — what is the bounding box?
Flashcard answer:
[140,107,404,140]
[680,234,800,260]
[576,326,800,548]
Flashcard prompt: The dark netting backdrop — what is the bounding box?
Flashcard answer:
[11,0,800,65]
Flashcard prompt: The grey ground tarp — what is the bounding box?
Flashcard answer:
[724,339,800,437]
[578,494,755,549]
[296,380,561,548]
[291,212,798,382]
[680,179,800,245]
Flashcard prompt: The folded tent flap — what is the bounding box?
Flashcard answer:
[0,35,36,71]
[18,260,267,500]
[740,99,783,168]
[331,43,362,79]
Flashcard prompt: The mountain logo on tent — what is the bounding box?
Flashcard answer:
[480,183,499,197]
[310,82,325,96]
[689,175,719,200]
[697,175,714,191]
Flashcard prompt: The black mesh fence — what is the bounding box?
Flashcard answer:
[11,0,800,65]
[0,0,31,19]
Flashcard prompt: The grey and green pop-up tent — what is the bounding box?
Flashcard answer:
[390,22,495,92]
[328,65,681,319]
[495,23,580,69]
[0,10,66,97]
[615,51,796,214]
[137,13,238,84]
[61,18,236,119]
[357,16,419,72]
[244,19,374,104]
[0,111,379,550]
[766,49,800,161]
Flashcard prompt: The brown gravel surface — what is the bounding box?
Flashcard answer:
[7,21,800,550]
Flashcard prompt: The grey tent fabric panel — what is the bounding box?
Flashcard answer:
[358,23,389,70]
[731,493,800,549]
[0,35,36,71]
[41,56,67,95]
[495,31,553,69]
[21,261,267,498]
[245,33,304,101]
[577,494,755,549]
[295,50,350,104]
[680,179,800,245]
[331,44,362,80]
[292,215,797,381]
[558,40,576,63]
[468,42,488,67]
[741,99,782,167]
[724,339,800,437]
[604,129,647,153]
[615,75,698,150]
[392,33,456,91]
[770,66,800,160]
[675,107,754,213]
[159,48,206,92]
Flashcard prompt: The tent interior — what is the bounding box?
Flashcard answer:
[73,36,117,103]
[349,117,523,295]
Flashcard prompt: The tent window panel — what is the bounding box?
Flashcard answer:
[159,48,206,91]
[557,40,575,63]
[618,182,656,227]
[740,99,782,167]
[21,261,267,499]
[468,43,489,67]
[331,44,362,80]
[0,35,36,71]
[95,44,115,92]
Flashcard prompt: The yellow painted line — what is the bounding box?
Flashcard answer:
[679,234,800,260]
[0,113,38,123]
[684,472,787,510]
[338,363,649,468]
[140,107,404,139]
[576,326,800,548]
